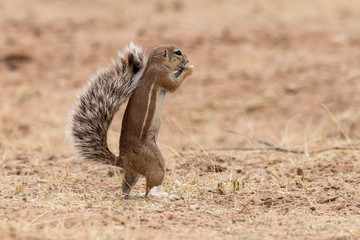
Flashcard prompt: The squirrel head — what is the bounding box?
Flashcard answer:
[147,46,189,78]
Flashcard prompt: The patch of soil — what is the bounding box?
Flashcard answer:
[1,0,360,239]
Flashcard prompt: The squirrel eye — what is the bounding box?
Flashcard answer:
[174,50,182,56]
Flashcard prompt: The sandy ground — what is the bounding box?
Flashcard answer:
[1,0,360,239]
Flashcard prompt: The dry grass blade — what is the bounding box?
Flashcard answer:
[267,168,285,188]
[321,101,360,161]
[216,130,360,154]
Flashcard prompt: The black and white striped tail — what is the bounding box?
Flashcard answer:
[69,42,146,166]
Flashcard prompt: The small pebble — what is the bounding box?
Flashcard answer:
[133,193,146,199]
[190,204,200,210]
[148,186,169,201]
[169,194,181,201]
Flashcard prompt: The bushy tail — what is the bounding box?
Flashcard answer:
[69,42,146,166]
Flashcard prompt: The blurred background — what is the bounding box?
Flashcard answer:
[1,0,360,154]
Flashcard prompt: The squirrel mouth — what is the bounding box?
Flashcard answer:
[174,66,186,78]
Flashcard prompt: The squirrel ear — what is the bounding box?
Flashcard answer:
[163,49,168,58]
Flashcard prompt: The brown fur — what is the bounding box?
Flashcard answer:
[119,46,193,197]
[70,43,193,198]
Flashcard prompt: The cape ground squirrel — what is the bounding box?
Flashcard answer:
[70,42,193,198]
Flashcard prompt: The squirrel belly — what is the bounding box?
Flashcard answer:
[69,43,193,198]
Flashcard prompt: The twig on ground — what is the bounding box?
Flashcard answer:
[212,130,360,155]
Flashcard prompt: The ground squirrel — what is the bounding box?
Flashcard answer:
[70,42,193,198]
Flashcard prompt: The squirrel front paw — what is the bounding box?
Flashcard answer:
[185,65,194,76]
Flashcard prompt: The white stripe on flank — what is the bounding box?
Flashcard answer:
[140,83,154,138]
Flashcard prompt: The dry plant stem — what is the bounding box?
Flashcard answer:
[321,101,360,161]
[213,130,360,154]
[239,197,254,213]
